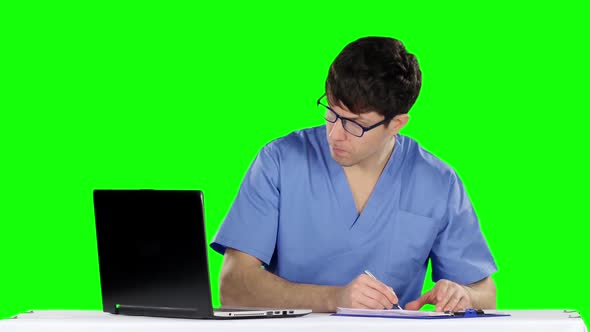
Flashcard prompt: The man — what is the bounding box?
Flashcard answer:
[210,37,497,312]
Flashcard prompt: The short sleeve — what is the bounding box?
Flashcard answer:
[210,144,280,265]
[430,172,497,285]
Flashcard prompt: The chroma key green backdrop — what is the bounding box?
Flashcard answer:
[1,1,588,321]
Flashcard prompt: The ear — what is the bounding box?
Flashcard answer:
[387,114,409,136]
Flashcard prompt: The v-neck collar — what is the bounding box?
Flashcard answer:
[322,130,405,230]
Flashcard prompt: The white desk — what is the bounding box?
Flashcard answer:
[0,310,586,332]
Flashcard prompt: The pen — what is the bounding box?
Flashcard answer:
[364,270,403,310]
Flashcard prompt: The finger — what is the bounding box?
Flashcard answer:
[350,277,392,309]
[361,286,394,309]
[347,285,372,309]
[362,276,399,304]
[444,294,462,312]
[455,297,470,311]
[435,280,450,303]
[435,280,456,311]
[354,289,389,309]
[358,297,389,310]
[405,290,433,310]
[404,299,422,311]
[388,287,400,305]
[386,287,399,305]
[435,287,457,312]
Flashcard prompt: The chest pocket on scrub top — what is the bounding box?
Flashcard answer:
[386,209,439,280]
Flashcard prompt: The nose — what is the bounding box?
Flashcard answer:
[328,118,347,141]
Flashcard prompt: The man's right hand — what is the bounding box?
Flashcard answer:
[333,274,399,309]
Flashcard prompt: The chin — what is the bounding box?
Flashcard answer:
[331,154,356,167]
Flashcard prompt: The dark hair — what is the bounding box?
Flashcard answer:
[326,37,422,121]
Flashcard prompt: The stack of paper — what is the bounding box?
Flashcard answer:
[336,307,452,318]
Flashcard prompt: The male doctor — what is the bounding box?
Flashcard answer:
[211,36,497,312]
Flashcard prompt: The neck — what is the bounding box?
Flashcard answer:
[348,136,396,176]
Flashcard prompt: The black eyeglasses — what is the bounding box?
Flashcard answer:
[316,94,391,137]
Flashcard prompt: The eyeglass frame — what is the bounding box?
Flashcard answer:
[316,93,393,138]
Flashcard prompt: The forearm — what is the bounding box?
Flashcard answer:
[220,264,340,312]
[464,277,496,309]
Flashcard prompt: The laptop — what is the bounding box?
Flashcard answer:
[92,189,311,319]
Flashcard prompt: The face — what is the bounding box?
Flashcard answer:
[325,102,407,168]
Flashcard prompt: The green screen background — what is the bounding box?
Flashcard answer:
[1,1,588,321]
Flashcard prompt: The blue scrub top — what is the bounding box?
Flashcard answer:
[211,126,497,306]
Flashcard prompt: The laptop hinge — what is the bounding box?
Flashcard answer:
[115,304,203,318]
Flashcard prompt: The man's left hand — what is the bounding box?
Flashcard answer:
[405,279,472,312]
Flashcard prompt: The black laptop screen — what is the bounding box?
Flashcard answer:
[93,190,213,317]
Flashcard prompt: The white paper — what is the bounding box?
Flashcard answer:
[336,307,452,317]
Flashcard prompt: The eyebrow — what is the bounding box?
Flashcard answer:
[326,97,372,123]
[327,103,361,119]
[339,110,368,123]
